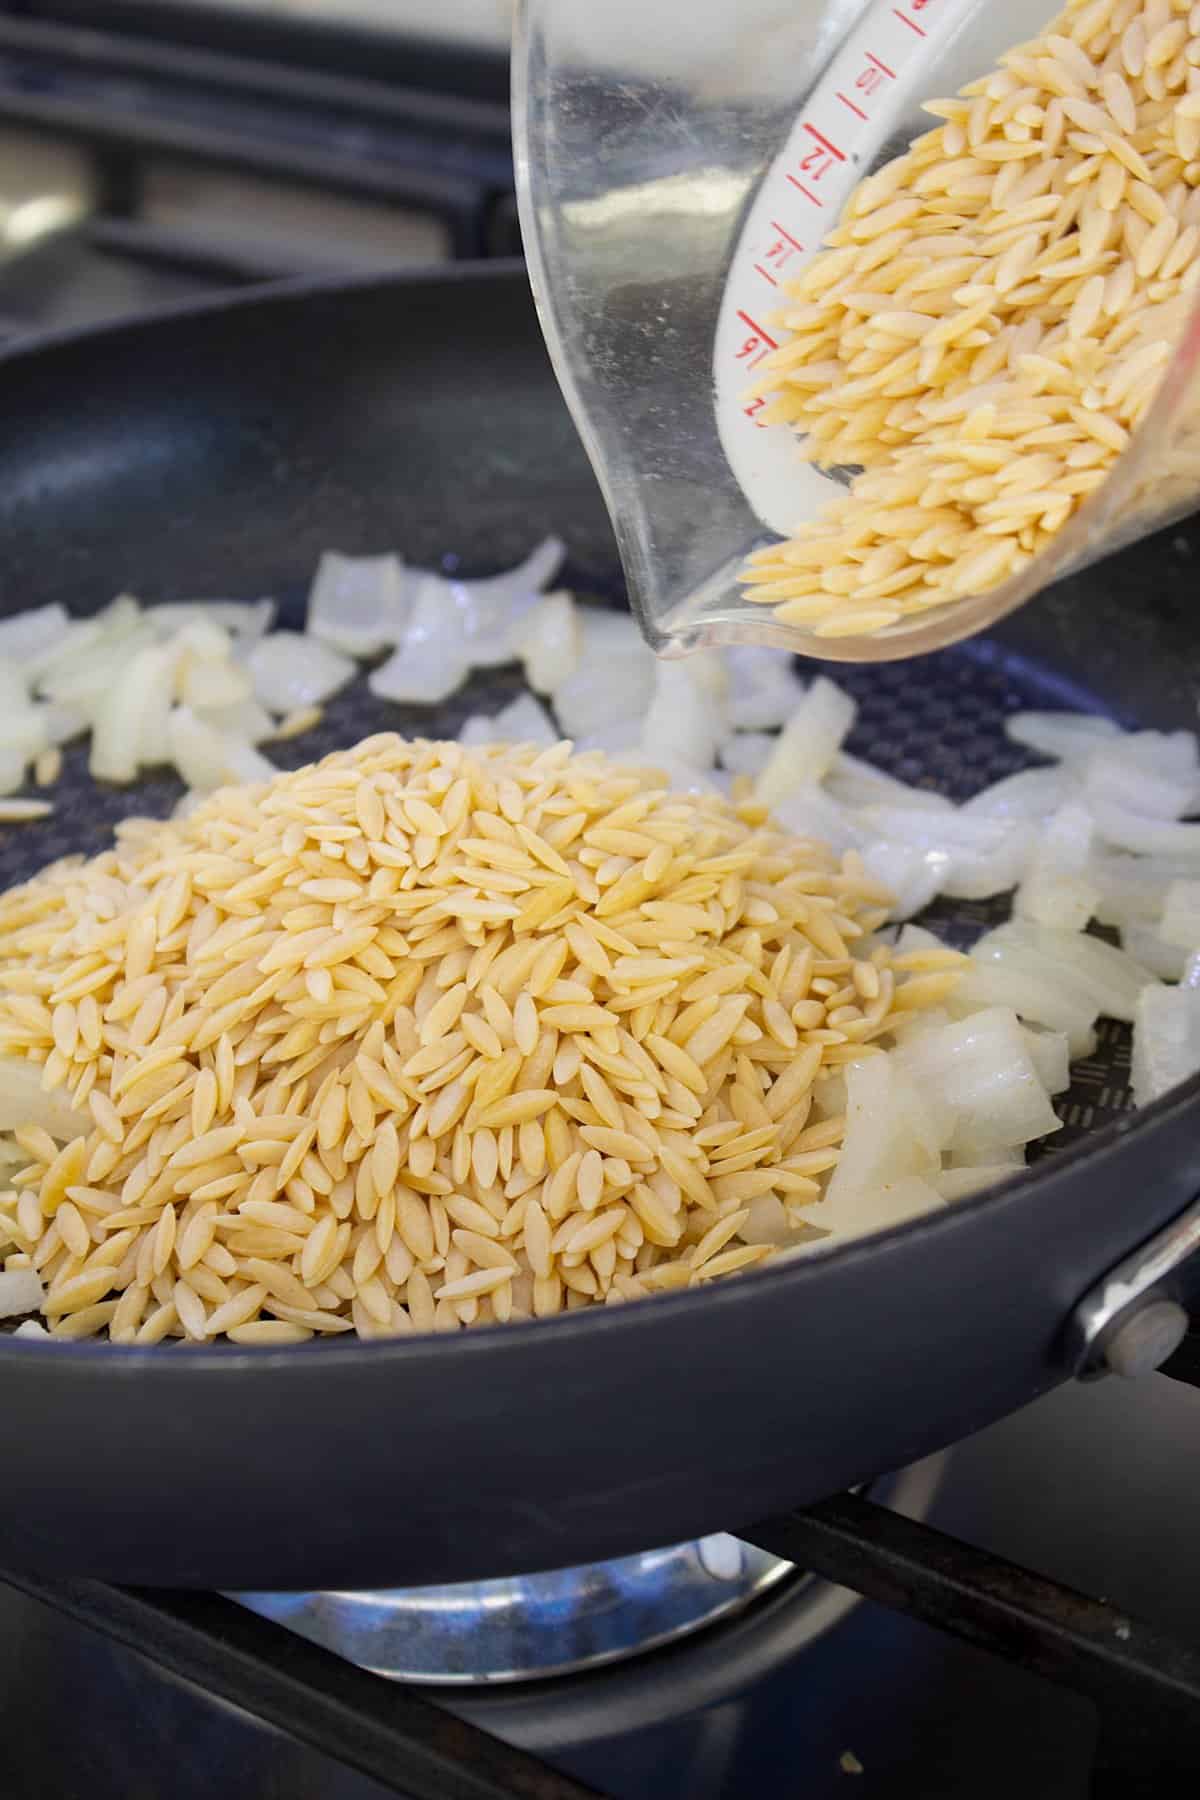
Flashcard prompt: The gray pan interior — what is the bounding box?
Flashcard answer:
[0,265,1197,1589]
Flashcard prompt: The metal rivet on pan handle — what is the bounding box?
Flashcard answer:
[1066,1195,1200,1381]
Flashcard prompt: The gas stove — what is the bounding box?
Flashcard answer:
[1,8,1200,1797]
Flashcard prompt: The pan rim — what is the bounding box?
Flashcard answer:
[0,261,1189,1367]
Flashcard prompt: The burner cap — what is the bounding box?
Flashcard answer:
[236,1534,795,1684]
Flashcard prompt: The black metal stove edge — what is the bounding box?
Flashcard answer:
[741,1492,1200,1790]
[0,1572,602,1800]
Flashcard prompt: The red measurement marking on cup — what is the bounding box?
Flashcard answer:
[786,173,823,205]
[717,0,984,529]
[803,123,846,162]
[734,309,779,372]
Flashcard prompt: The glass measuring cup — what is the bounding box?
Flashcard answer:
[513,0,1200,662]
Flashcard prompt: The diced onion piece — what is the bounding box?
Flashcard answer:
[1132,983,1200,1105]
[856,804,1031,901]
[1015,868,1099,931]
[307,551,411,658]
[91,643,179,784]
[642,662,726,772]
[897,1007,1061,1158]
[180,655,254,714]
[197,699,276,746]
[458,714,499,748]
[932,1166,1022,1201]
[738,1193,791,1245]
[963,765,1078,821]
[551,615,656,739]
[827,753,953,813]
[1120,925,1189,981]
[820,1056,944,1219]
[249,632,355,713]
[1020,1026,1071,1096]
[516,591,580,694]
[147,600,276,642]
[167,706,235,793]
[487,693,558,749]
[753,677,856,810]
[1089,796,1200,858]
[1159,879,1200,950]
[1005,711,1120,761]
[952,961,1096,1054]
[442,537,566,668]
[718,732,774,777]
[222,741,278,785]
[14,1318,49,1339]
[0,659,30,717]
[796,1172,946,1248]
[1085,742,1200,822]
[773,785,864,856]
[722,646,807,732]
[858,840,947,920]
[985,920,1158,1024]
[0,706,48,761]
[0,1267,44,1319]
[571,719,644,757]
[1090,851,1188,928]
[0,1056,86,1136]
[0,603,72,666]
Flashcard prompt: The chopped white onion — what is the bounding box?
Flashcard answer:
[963,765,1078,821]
[249,632,355,713]
[932,1165,1021,1201]
[827,753,953,813]
[490,693,559,748]
[516,591,580,695]
[1131,983,1200,1105]
[0,603,72,666]
[1120,924,1190,981]
[307,551,411,658]
[1158,879,1200,950]
[989,920,1158,1023]
[440,537,566,668]
[753,677,856,811]
[642,661,727,772]
[855,804,1031,901]
[1088,796,1200,858]
[1020,1025,1071,1095]
[1005,711,1120,761]
[198,698,276,746]
[859,839,947,920]
[773,784,864,856]
[551,614,655,740]
[718,732,774,777]
[819,1056,945,1220]
[0,1056,85,1136]
[1085,742,1200,822]
[896,1007,1061,1158]
[147,599,276,643]
[0,1267,44,1319]
[722,647,807,731]
[14,1318,49,1339]
[167,706,237,793]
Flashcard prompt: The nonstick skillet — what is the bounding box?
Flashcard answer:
[0,263,1199,1590]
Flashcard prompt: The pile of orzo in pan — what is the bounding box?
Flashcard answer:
[0,735,963,1342]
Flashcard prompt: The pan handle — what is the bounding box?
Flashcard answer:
[1066,1194,1200,1380]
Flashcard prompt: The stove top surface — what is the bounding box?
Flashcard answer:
[3,1368,1198,1798]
